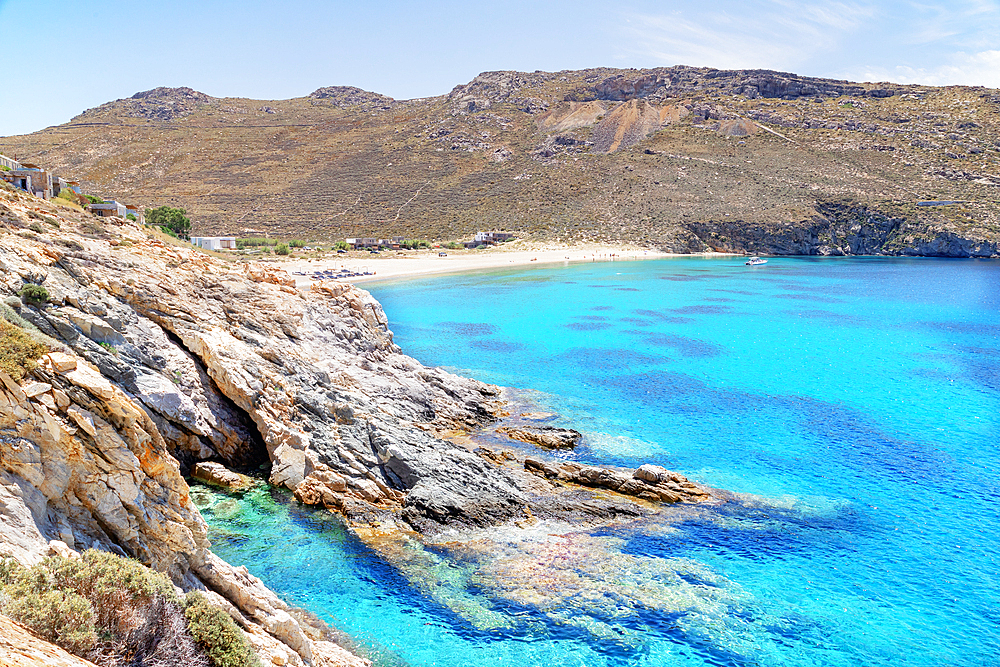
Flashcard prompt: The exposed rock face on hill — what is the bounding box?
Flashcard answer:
[591,99,667,153]
[689,201,1000,257]
[563,67,902,103]
[74,87,215,122]
[6,66,997,254]
[309,86,397,110]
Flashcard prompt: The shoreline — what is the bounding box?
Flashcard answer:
[285,242,735,285]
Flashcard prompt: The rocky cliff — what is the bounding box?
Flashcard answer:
[0,175,728,663]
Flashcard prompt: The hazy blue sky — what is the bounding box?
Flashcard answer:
[1,0,998,136]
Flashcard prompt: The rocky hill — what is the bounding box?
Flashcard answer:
[2,66,999,255]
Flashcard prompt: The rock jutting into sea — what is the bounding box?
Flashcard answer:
[0,182,731,665]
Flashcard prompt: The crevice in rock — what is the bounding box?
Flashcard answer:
[157,326,269,473]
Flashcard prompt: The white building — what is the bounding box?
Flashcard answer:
[0,154,21,170]
[191,237,237,250]
[89,200,128,217]
[474,231,515,244]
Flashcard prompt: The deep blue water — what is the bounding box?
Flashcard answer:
[200,257,1000,666]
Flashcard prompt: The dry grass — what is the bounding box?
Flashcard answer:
[2,67,997,251]
[0,317,48,381]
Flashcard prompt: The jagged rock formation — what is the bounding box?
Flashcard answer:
[0,179,727,663]
[689,201,1000,256]
[0,187,385,665]
[524,460,713,504]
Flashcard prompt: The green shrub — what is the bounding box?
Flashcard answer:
[3,586,97,653]
[288,239,307,248]
[274,243,290,255]
[146,206,191,239]
[0,556,25,585]
[0,301,38,332]
[126,213,137,221]
[237,237,278,247]
[19,283,49,305]
[46,550,179,634]
[85,194,103,204]
[0,551,214,664]
[334,241,349,250]
[0,318,48,381]
[28,221,44,233]
[56,238,85,251]
[185,591,262,667]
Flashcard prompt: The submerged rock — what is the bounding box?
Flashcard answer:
[192,462,255,491]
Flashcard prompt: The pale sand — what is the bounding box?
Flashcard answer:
[285,242,730,286]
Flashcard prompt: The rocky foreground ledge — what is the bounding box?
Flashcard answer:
[0,184,725,665]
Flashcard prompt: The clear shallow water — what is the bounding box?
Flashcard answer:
[202,257,1000,666]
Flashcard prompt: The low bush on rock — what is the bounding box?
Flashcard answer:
[19,283,49,305]
[0,551,221,667]
[0,317,47,381]
[184,591,262,667]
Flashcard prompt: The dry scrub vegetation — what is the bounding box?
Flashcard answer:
[3,67,998,254]
[0,551,260,667]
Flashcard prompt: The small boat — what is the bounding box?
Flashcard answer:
[745,256,768,266]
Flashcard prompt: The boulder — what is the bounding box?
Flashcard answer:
[192,462,254,490]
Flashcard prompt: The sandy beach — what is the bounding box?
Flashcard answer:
[285,242,729,286]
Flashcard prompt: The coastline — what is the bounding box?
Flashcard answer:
[285,242,735,285]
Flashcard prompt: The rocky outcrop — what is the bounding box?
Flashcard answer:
[0,614,98,667]
[0,356,208,577]
[191,461,254,490]
[308,86,396,111]
[688,201,1000,257]
[448,70,549,114]
[0,191,376,665]
[524,460,714,504]
[496,425,581,449]
[564,67,901,103]
[74,87,214,122]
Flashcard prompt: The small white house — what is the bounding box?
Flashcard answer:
[191,237,237,250]
[89,200,127,217]
[474,231,515,244]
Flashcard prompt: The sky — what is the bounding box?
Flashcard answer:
[0,0,998,136]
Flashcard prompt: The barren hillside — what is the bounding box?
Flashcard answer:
[3,66,999,255]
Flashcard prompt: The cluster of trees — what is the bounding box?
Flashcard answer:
[146,206,191,239]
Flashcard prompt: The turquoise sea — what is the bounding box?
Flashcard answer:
[199,257,1000,666]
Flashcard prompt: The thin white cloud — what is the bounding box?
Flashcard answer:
[621,0,880,73]
[619,0,1000,87]
[856,50,1000,87]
